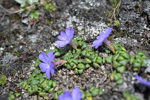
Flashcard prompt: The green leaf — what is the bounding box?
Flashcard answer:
[117,56,124,61]
[96,56,102,64]
[77,64,85,69]
[133,68,139,71]
[47,80,53,87]
[129,56,134,65]
[32,69,40,77]
[114,73,121,81]
[76,37,83,41]
[28,88,33,95]
[54,52,61,57]
[48,88,54,93]
[54,93,58,100]
[39,92,46,97]
[34,58,41,67]
[91,89,99,97]
[78,59,83,63]
[93,63,99,69]
[121,52,129,59]
[85,58,92,64]
[105,55,112,64]
[57,90,63,95]
[31,85,38,93]
[78,41,83,47]
[114,20,120,26]
[81,50,86,56]
[89,86,96,93]
[81,92,86,99]
[85,64,90,69]
[85,92,92,98]
[52,81,57,88]
[141,60,148,67]
[102,58,105,64]
[81,43,87,49]
[113,54,119,61]
[98,90,104,95]
[85,52,91,58]
[116,66,125,73]
[30,11,39,19]
[113,61,121,68]
[116,78,123,84]
[30,79,39,85]
[74,68,78,74]
[41,80,47,88]
[133,62,141,68]
[92,57,97,63]
[19,81,28,89]
[119,59,128,66]
[15,93,20,97]
[66,64,72,69]
[44,86,50,92]
[78,69,83,74]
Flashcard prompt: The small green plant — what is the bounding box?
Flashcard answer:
[123,92,139,100]
[30,11,40,19]
[15,0,56,20]
[114,20,120,26]
[45,3,56,13]
[110,0,120,8]
[8,91,20,100]
[110,72,123,84]
[0,74,7,86]
[19,69,57,99]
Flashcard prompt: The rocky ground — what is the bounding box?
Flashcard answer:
[0,0,150,100]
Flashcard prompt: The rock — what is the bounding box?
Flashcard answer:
[51,30,59,36]
[144,59,150,74]
[2,52,18,64]
[119,0,149,35]
[143,1,150,21]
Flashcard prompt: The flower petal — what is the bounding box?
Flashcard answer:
[65,28,71,37]
[136,76,150,86]
[39,52,48,63]
[92,39,103,49]
[101,27,112,40]
[105,27,112,36]
[63,92,72,100]
[58,95,64,100]
[68,28,74,42]
[39,63,49,72]
[60,32,68,39]
[48,51,55,62]
[72,87,82,100]
[58,35,67,41]
[50,63,55,74]
[46,68,51,80]
[55,40,68,47]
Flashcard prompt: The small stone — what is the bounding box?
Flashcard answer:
[51,30,59,36]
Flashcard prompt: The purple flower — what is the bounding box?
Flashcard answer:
[59,87,82,100]
[92,27,115,53]
[39,51,55,80]
[136,75,150,86]
[55,28,74,48]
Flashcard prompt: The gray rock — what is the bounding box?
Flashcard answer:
[144,59,150,73]
[2,52,18,64]
[143,1,150,21]
[51,30,59,36]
